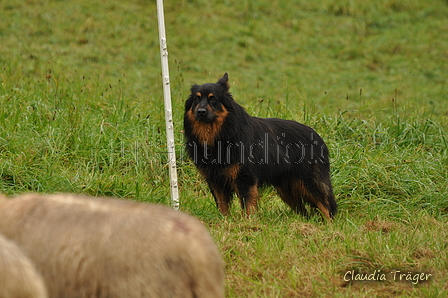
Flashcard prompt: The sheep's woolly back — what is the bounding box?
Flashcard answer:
[0,193,224,298]
[0,233,48,298]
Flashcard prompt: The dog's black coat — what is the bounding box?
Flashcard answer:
[184,73,337,219]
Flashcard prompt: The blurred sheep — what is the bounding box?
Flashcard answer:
[0,232,48,298]
[0,193,224,298]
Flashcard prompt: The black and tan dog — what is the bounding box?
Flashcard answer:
[184,73,337,220]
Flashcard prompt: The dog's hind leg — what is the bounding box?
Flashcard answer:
[276,183,308,217]
[315,179,337,219]
[291,179,334,220]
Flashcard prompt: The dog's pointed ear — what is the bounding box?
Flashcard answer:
[186,84,199,111]
[190,84,199,94]
[217,73,230,90]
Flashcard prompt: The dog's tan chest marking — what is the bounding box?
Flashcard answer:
[187,106,229,146]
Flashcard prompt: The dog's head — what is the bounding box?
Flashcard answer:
[185,73,231,123]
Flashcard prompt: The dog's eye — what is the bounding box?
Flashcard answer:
[194,96,200,102]
[210,96,216,102]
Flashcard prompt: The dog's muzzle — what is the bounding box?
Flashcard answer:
[195,108,214,123]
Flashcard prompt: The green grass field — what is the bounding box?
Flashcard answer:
[1,0,447,296]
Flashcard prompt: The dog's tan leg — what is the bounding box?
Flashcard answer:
[276,185,308,217]
[292,180,332,221]
[209,186,231,215]
[236,184,259,216]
